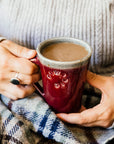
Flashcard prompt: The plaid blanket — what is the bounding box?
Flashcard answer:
[0,83,114,144]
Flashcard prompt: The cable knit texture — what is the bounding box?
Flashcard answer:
[0,0,114,74]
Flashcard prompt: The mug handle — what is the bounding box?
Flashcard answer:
[30,57,45,97]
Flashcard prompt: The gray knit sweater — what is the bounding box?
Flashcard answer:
[0,0,114,74]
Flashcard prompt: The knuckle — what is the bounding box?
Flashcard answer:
[20,58,37,75]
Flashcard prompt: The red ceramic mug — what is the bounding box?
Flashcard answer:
[31,37,92,113]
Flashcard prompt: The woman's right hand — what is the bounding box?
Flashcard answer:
[0,40,40,100]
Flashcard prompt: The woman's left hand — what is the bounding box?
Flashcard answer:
[56,71,114,128]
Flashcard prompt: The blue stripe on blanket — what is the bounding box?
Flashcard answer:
[48,117,59,139]
[30,112,39,123]
[38,108,51,133]
[8,121,24,136]
[2,114,14,132]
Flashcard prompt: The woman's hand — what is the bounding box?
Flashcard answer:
[57,71,114,128]
[0,40,40,100]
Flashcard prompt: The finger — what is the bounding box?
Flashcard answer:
[10,57,39,74]
[57,98,114,127]
[16,85,35,99]
[0,46,39,75]
[11,72,40,85]
[57,105,101,125]
[1,91,19,100]
[3,83,35,100]
[1,40,37,59]
[1,69,41,85]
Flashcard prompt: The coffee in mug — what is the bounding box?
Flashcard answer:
[41,42,88,62]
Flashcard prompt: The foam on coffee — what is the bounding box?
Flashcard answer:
[41,42,88,62]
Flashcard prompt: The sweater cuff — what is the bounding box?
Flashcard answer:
[0,37,6,43]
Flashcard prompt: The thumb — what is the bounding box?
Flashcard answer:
[87,71,109,91]
[2,40,37,59]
